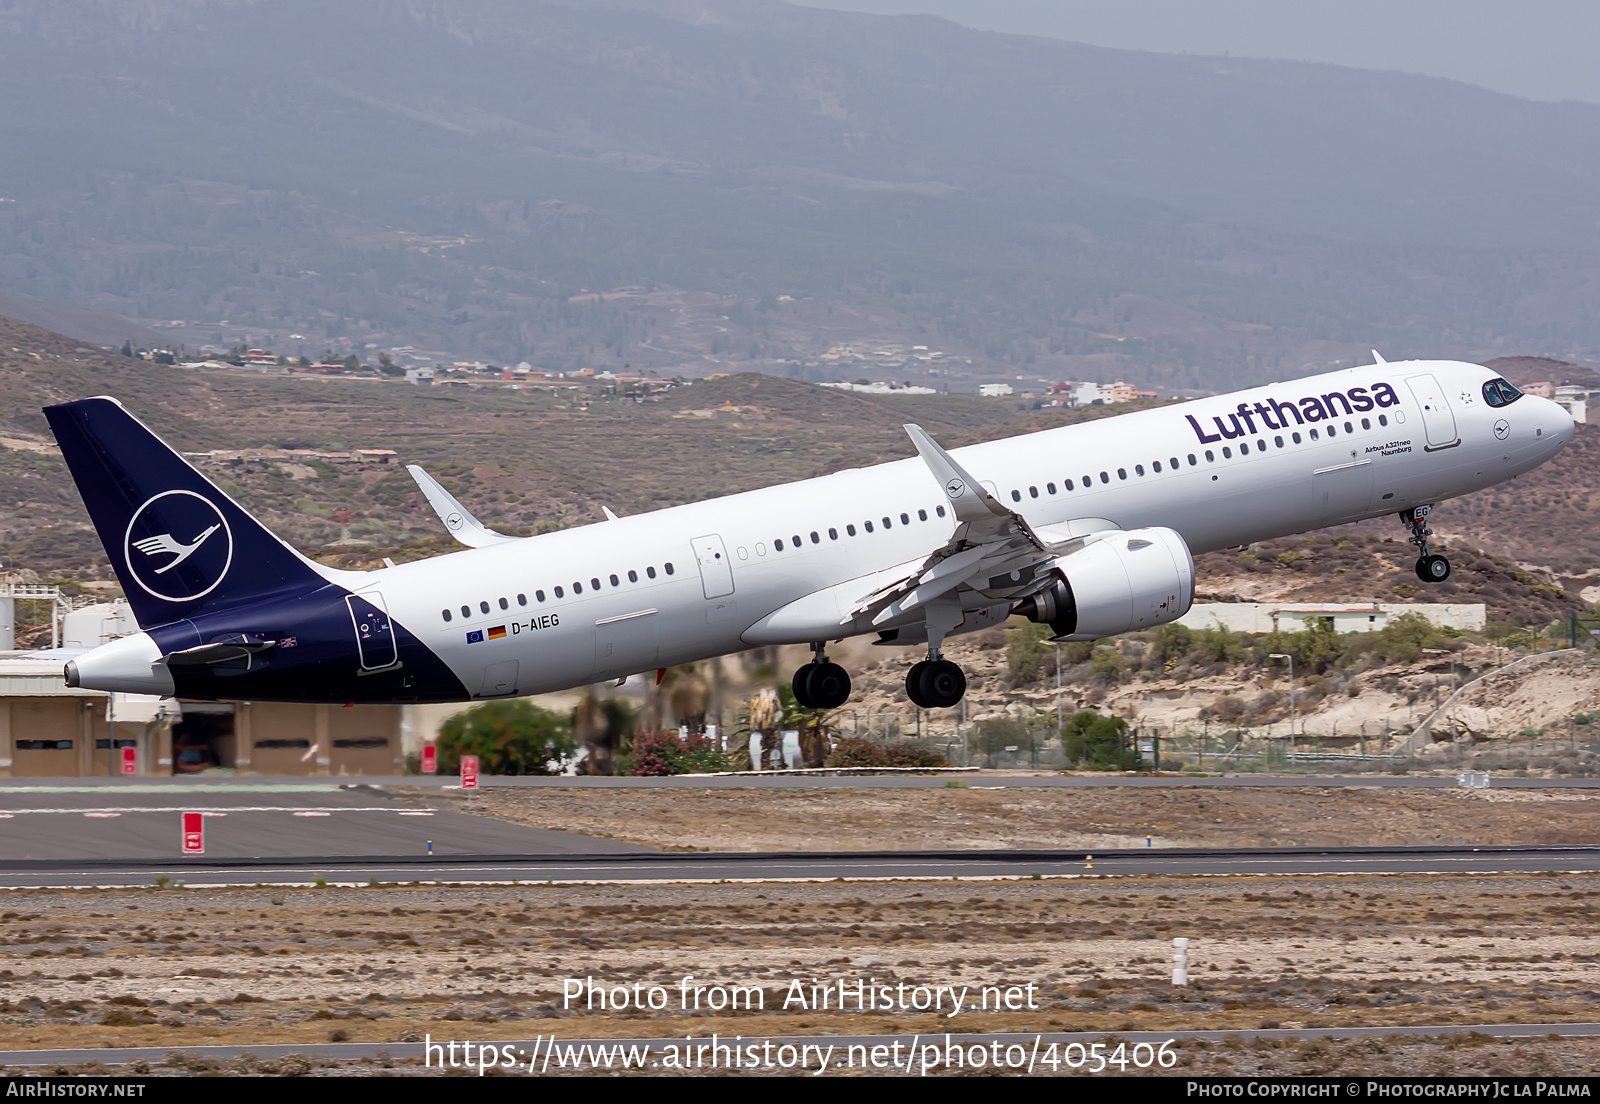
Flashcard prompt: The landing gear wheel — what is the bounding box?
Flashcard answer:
[915,659,967,709]
[791,663,817,709]
[905,661,933,709]
[1416,555,1451,583]
[804,662,851,709]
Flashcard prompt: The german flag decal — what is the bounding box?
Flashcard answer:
[487,625,507,640]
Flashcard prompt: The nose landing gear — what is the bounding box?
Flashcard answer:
[1401,505,1451,583]
[791,642,851,710]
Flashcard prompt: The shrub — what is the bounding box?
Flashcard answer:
[1005,621,1053,685]
[1060,710,1137,770]
[826,738,945,768]
[623,731,733,776]
[436,700,575,775]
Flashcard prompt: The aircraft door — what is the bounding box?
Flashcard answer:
[1405,374,1459,450]
[692,534,735,599]
[346,593,398,671]
[594,609,660,681]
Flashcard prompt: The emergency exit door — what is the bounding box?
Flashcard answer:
[691,534,735,599]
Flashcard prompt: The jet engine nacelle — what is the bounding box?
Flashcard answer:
[1013,526,1194,640]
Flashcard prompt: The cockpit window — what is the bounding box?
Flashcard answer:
[1483,378,1523,408]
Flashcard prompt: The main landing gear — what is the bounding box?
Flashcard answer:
[1401,505,1451,583]
[905,657,966,709]
[791,642,852,710]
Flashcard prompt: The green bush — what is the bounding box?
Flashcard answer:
[435,700,575,776]
[1060,710,1137,771]
[1005,621,1053,684]
[826,738,946,768]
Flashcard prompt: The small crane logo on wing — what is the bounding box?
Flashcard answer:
[132,525,221,574]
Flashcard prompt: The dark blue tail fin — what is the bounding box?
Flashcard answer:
[44,397,331,629]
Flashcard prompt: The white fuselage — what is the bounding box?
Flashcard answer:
[351,360,1573,698]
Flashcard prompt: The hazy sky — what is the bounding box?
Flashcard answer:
[801,0,1600,105]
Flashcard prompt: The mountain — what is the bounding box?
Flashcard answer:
[1,0,1598,388]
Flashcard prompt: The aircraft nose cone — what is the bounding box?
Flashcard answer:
[1551,398,1577,445]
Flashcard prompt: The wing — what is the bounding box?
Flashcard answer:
[841,425,1105,628]
[406,464,519,549]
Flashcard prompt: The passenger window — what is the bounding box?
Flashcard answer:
[460,605,470,618]
[1065,479,1074,490]
[442,609,452,622]
[1151,463,1161,473]
[1046,483,1056,494]
[775,538,784,550]
[847,524,857,536]
[1099,472,1109,484]
[1378,415,1388,426]
[829,528,838,539]
[1309,428,1320,440]
[865,521,874,532]
[554,586,564,598]
[1083,474,1092,486]
[1361,418,1371,430]
[1134,465,1144,476]
[536,590,546,602]
[1326,425,1336,437]
[1344,421,1353,433]
[1222,447,1232,458]
[1292,432,1302,444]
[1275,436,1283,448]
[1011,490,1021,502]
[1255,439,1265,452]
[810,531,820,544]
[917,509,927,520]
[517,594,527,606]
[479,601,490,614]
[1027,487,1038,499]
[1238,443,1248,455]
[1187,454,1197,466]
[628,570,638,583]
[499,597,508,610]
[881,517,891,530]
[591,577,600,591]
[935,505,945,518]
[900,513,910,525]
[792,534,802,546]
[610,574,619,587]
[665,563,674,575]
[1205,450,1214,462]
[572,582,582,594]
[1169,457,1179,469]
[647,567,656,578]
[1117,469,1126,480]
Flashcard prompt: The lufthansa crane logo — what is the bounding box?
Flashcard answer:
[1493,419,1510,441]
[945,478,966,498]
[123,490,234,602]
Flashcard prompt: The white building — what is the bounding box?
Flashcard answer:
[1176,602,1486,635]
[977,383,1014,397]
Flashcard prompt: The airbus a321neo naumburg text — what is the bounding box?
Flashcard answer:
[49,359,1572,711]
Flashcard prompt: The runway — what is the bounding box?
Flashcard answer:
[0,844,1595,888]
[0,783,644,861]
[2,1022,1597,1071]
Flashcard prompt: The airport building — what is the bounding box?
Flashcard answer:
[1177,602,1486,635]
[0,597,413,778]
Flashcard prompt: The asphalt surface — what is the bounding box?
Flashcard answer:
[3,1023,1597,1070]
[0,845,1595,888]
[0,783,642,860]
[3,773,1598,790]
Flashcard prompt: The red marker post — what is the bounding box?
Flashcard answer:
[421,744,437,774]
[181,812,204,855]
[119,746,137,776]
[460,754,479,791]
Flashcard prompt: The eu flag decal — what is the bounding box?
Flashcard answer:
[488,625,507,640]
[466,630,484,644]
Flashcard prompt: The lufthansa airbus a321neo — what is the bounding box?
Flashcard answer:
[48,358,1572,711]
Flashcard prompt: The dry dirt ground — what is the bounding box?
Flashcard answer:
[0,874,1596,1076]
[417,784,1600,851]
